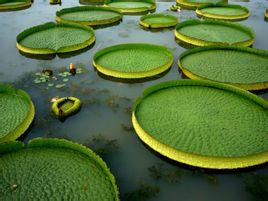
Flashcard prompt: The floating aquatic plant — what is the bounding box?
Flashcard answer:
[196,3,250,21]
[0,0,32,11]
[79,0,105,4]
[140,13,179,29]
[56,6,123,27]
[0,138,119,200]
[16,22,95,55]
[178,46,268,90]
[0,84,34,143]
[132,79,268,169]
[50,0,61,5]
[176,0,228,10]
[175,19,254,47]
[105,0,156,14]
[51,97,82,120]
[33,64,85,89]
[169,4,182,12]
[93,43,174,79]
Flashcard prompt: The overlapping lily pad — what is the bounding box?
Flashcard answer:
[105,0,156,14]
[176,0,227,10]
[196,4,250,21]
[56,6,122,26]
[93,43,174,79]
[140,13,178,29]
[178,46,268,90]
[132,79,268,169]
[0,0,31,11]
[0,138,119,200]
[175,19,254,47]
[16,22,95,55]
[0,84,34,143]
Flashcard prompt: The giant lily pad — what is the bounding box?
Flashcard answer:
[0,84,34,143]
[176,0,227,10]
[196,4,250,21]
[56,6,122,26]
[93,43,174,79]
[179,46,268,90]
[132,80,268,169]
[175,19,254,47]
[16,22,95,55]
[80,0,105,5]
[0,0,31,11]
[104,0,156,14]
[0,138,119,200]
[140,13,178,29]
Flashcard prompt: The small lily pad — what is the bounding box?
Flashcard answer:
[55,84,66,88]
[33,79,41,84]
[63,78,69,82]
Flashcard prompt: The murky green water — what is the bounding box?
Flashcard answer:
[0,0,267,201]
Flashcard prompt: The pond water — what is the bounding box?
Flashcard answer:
[0,0,267,201]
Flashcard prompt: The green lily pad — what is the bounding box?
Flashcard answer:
[63,78,69,82]
[79,0,105,4]
[196,4,250,21]
[33,78,41,84]
[93,43,174,79]
[176,0,227,10]
[55,84,66,88]
[0,0,31,11]
[132,80,268,169]
[105,0,156,14]
[175,19,254,47]
[178,46,268,90]
[56,6,122,26]
[47,83,54,87]
[0,138,119,200]
[0,84,35,143]
[16,22,95,55]
[140,13,178,29]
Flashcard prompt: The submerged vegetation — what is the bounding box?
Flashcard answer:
[123,182,160,201]
[83,134,119,158]
[148,163,185,183]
